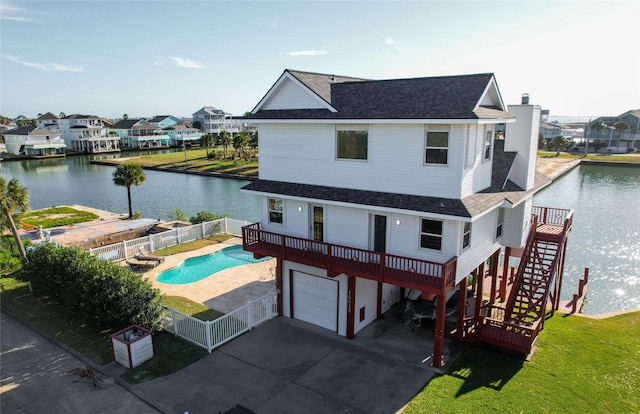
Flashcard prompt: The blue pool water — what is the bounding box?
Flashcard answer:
[156,245,270,285]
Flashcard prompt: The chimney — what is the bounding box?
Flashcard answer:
[521,93,530,105]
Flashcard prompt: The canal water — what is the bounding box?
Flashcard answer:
[533,164,640,315]
[2,154,638,315]
[0,152,260,222]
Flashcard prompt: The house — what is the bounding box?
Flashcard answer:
[586,109,640,150]
[58,114,120,153]
[109,119,170,149]
[241,69,572,367]
[147,115,182,129]
[163,124,202,146]
[192,106,240,134]
[2,125,66,157]
[36,112,60,130]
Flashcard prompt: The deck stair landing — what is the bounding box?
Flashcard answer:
[478,207,572,355]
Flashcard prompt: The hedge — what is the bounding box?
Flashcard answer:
[22,243,164,331]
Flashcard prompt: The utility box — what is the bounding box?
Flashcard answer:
[111,325,154,368]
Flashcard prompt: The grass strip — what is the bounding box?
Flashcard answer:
[153,234,233,256]
[405,311,640,413]
[19,206,99,229]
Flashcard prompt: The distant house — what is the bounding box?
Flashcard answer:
[58,114,120,153]
[36,112,60,130]
[109,119,170,148]
[163,124,202,146]
[586,109,640,150]
[2,125,66,157]
[241,69,573,367]
[147,115,182,129]
[192,106,239,134]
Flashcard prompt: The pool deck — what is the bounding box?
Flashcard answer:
[134,237,277,314]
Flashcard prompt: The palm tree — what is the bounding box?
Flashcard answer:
[614,120,630,148]
[201,133,214,157]
[217,131,232,159]
[233,132,249,158]
[551,135,569,156]
[122,113,129,120]
[0,177,30,262]
[112,163,146,219]
[587,119,606,155]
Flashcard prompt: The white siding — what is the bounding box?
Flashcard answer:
[388,213,458,263]
[503,198,532,248]
[354,277,378,334]
[262,78,327,110]
[259,123,470,199]
[460,124,493,197]
[381,283,400,314]
[455,211,503,284]
[326,205,368,249]
[505,105,541,191]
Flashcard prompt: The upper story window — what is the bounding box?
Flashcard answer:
[268,198,283,224]
[495,208,504,240]
[425,128,449,165]
[420,218,442,251]
[462,222,471,250]
[484,130,493,160]
[336,125,368,160]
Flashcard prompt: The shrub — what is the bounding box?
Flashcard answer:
[0,249,22,275]
[189,211,229,224]
[22,243,163,331]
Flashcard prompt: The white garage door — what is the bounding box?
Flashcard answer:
[292,271,338,332]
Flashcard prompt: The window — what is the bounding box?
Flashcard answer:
[425,131,448,164]
[336,126,368,160]
[496,208,504,239]
[268,198,283,224]
[462,222,471,249]
[484,130,493,160]
[420,219,442,250]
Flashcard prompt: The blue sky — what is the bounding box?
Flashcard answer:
[1,0,638,119]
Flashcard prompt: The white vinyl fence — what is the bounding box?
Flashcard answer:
[89,218,250,261]
[161,291,278,353]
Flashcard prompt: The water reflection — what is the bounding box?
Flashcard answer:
[534,165,640,315]
[1,150,260,223]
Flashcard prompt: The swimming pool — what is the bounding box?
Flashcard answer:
[156,245,271,285]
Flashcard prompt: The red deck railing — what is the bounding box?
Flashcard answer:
[242,223,457,293]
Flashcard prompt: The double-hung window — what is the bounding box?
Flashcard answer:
[336,125,368,160]
[462,222,471,250]
[425,128,449,165]
[268,198,283,224]
[420,219,443,251]
[495,208,504,240]
[484,130,493,160]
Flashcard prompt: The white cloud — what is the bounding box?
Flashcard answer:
[385,37,395,46]
[0,2,37,22]
[168,56,206,69]
[3,55,84,72]
[268,18,280,28]
[286,50,329,57]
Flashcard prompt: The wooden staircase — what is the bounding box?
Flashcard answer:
[477,208,573,355]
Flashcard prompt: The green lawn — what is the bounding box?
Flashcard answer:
[538,151,640,163]
[405,311,640,413]
[126,148,259,177]
[19,206,99,229]
[153,234,234,256]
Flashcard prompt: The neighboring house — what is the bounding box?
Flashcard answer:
[36,112,60,130]
[109,119,170,148]
[241,69,572,367]
[58,114,120,153]
[2,125,66,157]
[147,115,182,129]
[192,106,240,134]
[163,124,202,146]
[586,109,640,150]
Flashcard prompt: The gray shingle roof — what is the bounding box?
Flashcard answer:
[249,70,514,120]
[3,125,36,135]
[111,119,142,129]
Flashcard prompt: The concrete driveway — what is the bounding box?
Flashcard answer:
[136,317,436,414]
[0,312,160,414]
